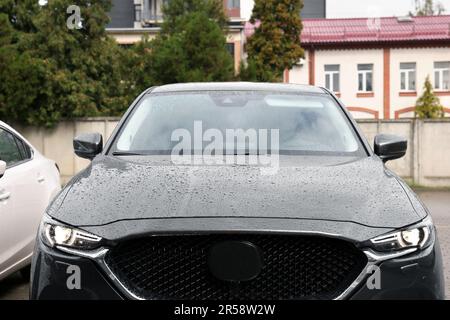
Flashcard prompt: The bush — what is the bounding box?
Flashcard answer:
[415,76,444,119]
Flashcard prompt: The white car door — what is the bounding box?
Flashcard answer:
[0,127,48,277]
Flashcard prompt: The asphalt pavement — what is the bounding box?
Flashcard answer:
[0,190,449,300]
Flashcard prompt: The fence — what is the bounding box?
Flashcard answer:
[16,118,450,187]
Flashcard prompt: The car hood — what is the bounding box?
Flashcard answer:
[48,155,424,239]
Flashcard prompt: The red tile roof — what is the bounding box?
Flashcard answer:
[301,15,450,45]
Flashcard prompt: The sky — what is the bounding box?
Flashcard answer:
[326,0,450,18]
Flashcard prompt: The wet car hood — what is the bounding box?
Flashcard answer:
[49,155,424,238]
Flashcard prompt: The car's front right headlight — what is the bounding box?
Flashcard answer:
[368,215,435,252]
[40,214,103,250]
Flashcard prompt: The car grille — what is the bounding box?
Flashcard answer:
[104,234,368,300]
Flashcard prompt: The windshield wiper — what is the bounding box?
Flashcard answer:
[111,151,145,156]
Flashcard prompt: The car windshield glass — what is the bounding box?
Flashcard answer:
[111,91,365,156]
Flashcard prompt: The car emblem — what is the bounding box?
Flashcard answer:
[208,240,262,282]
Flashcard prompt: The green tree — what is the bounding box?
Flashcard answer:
[237,60,258,81]
[0,0,39,33]
[0,0,134,127]
[415,76,444,118]
[0,0,48,125]
[29,0,132,121]
[123,37,155,99]
[148,0,234,84]
[162,0,228,33]
[414,0,445,16]
[246,0,304,82]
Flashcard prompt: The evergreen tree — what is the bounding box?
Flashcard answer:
[0,0,48,125]
[0,0,39,33]
[123,37,155,99]
[415,76,444,118]
[148,0,234,84]
[246,0,304,82]
[29,0,131,122]
[0,0,133,127]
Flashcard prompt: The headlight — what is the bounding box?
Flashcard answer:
[368,215,434,252]
[40,215,103,250]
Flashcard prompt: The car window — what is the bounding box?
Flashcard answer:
[0,128,23,166]
[15,136,32,160]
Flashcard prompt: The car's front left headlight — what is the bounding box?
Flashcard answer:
[40,214,103,250]
[368,215,435,252]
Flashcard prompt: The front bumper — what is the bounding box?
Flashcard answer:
[30,237,445,300]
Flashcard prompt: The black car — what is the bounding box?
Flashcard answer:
[30,83,444,300]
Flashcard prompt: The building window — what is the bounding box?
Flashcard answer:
[434,61,450,91]
[324,64,340,92]
[227,0,240,9]
[226,0,240,17]
[142,0,167,22]
[400,62,416,91]
[357,64,373,92]
[226,43,235,58]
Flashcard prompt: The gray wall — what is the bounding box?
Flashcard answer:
[107,0,135,28]
[358,119,450,187]
[302,0,326,18]
[16,119,450,187]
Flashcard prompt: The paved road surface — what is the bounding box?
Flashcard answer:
[0,190,449,300]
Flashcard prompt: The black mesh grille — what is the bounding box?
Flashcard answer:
[105,234,367,300]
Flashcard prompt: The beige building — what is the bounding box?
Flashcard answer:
[287,15,450,119]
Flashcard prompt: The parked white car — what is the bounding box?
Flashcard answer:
[0,121,61,280]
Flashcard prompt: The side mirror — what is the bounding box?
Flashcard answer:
[374,134,407,162]
[73,133,103,160]
[0,160,6,178]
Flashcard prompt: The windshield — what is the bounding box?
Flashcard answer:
[111,91,365,156]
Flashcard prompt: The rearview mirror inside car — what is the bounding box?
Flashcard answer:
[73,133,103,160]
[374,134,407,163]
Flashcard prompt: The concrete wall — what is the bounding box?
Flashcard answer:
[359,119,450,187]
[17,118,119,184]
[16,118,450,187]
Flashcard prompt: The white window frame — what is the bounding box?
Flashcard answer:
[434,62,450,91]
[324,65,340,93]
[357,64,373,92]
[227,0,241,9]
[400,63,416,92]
